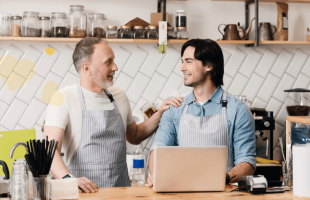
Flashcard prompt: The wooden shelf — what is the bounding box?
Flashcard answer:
[211,0,310,3]
[259,41,310,45]
[216,40,255,44]
[0,37,189,44]
[1,37,309,45]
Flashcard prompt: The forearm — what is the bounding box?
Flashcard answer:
[148,151,155,176]
[133,111,162,144]
[43,126,70,179]
[227,162,255,183]
[50,150,70,179]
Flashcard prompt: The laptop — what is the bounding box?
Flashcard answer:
[153,146,227,192]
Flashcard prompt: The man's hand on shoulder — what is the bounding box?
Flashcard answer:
[158,97,184,115]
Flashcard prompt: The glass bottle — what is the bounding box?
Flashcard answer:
[106,26,118,38]
[133,26,145,39]
[68,5,87,38]
[39,16,50,37]
[0,13,11,36]
[147,26,158,39]
[307,28,310,41]
[11,15,22,37]
[21,11,40,37]
[132,145,146,186]
[176,27,189,39]
[88,13,106,38]
[175,10,187,28]
[167,26,176,39]
[51,12,68,37]
[119,26,133,39]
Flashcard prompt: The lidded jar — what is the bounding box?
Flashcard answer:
[106,26,118,38]
[11,15,22,37]
[21,11,40,37]
[51,12,68,37]
[175,10,187,28]
[88,13,106,38]
[39,16,50,37]
[147,26,158,39]
[167,26,176,39]
[176,27,189,39]
[284,88,310,116]
[118,26,133,39]
[68,5,87,38]
[0,13,11,36]
[133,26,145,39]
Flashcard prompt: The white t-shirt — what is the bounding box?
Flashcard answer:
[44,83,135,165]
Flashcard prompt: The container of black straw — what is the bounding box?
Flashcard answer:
[24,136,58,200]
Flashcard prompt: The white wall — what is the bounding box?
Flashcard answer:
[1,0,310,160]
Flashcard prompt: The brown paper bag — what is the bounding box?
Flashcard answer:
[276,2,288,41]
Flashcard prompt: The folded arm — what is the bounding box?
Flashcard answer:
[227,103,256,183]
[147,107,178,186]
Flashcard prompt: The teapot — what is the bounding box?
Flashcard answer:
[218,18,255,40]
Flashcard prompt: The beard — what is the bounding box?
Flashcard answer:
[184,70,208,87]
[92,68,114,89]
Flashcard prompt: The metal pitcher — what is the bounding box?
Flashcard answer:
[218,24,241,40]
[259,22,277,41]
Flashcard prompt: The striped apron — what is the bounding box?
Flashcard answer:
[178,91,234,172]
[67,83,131,188]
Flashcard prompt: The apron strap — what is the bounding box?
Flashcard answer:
[182,105,189,114]
[77,83,86,111]
[222,91,227,117]
[103,88,119,111]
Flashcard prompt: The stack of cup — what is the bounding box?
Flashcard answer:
[10,159,29,200]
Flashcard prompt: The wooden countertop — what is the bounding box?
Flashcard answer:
[78,186,299,200]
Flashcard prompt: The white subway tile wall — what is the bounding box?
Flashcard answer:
[0,43,310,161]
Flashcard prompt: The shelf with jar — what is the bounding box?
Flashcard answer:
[0,6,191,42]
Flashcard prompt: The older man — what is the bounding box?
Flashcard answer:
[44,38,183,192]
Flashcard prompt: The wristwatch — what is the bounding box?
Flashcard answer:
[62,174,75,179]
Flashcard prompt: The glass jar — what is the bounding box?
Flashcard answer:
[106,26,118,38]
[68,5,87,38]
[176,10,187,28]
[147,26,158,39]
[88,13,106,38]
[0,13,11,36]
[51,12,68,37]
[39,16,50,37]
[133,26,145,39]
[176,27,189,39]
[11,15,22,37]
[307,28,310,41]
[118,26,133,39]
[117,26,123,38]
[284,88,310,117]
[21,11,39,37]
[167,26,176,39]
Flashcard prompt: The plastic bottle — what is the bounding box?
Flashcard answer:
[132,145,145,186]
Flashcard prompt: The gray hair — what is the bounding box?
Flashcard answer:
[72,37,107,73]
